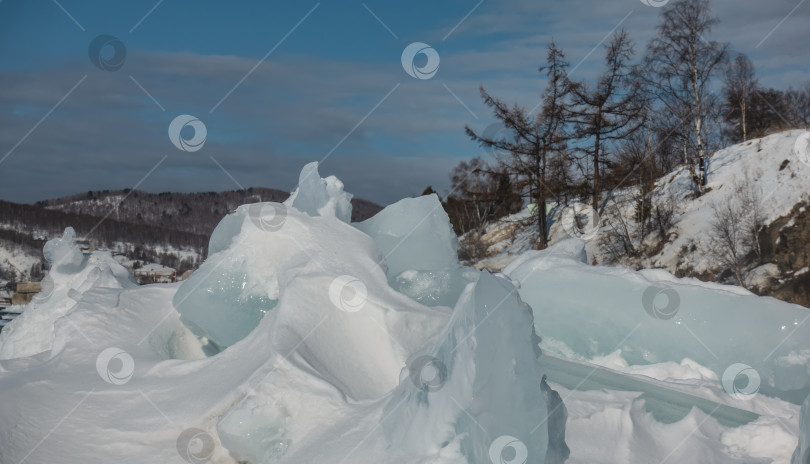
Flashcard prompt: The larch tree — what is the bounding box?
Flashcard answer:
[465,41,574,249]
[569,29,645,225]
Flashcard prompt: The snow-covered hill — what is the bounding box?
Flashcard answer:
[40,188,384,236]
[471,129,810,306]
[0,188,384,282]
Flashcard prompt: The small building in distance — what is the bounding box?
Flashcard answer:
[132,263,176,284]
[11,281,41,305]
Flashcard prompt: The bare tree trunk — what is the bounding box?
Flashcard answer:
[693,93,707,190]
[691,34,706,191]
[536,153,548,249]
[537,189,548,249]
[592,128,601,226]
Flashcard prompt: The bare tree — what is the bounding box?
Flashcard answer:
[598,128,656,244]
[784,85,810,130]
[707,173,764,287]
[446,158,522,235]
[643,0,728,193]
[651,193,677,241]
[466,41,574,249]
[736,173,765,261]
[569,30,645,226]
[799,83,810,129]
[723,53,758,142]
[599,198,639,261]
[647,110,687,175]
[709,198,747,286]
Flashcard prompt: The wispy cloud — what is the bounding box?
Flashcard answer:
[0,0,807,206]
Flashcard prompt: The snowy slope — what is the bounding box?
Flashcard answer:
[473,130,810,285]
[644,130,810,275]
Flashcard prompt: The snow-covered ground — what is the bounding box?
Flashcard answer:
[0,162,808,463]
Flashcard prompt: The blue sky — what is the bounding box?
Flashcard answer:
[1,0,808,205]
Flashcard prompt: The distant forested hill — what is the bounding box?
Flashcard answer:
[38,187,383,236]
[0,188,383,282]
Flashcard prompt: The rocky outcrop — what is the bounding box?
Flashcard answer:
[757,201,810,307]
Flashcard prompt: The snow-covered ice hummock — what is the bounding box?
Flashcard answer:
[0,226,138,360]
[355,194,476,308]
[0,161,568,464]
[173,161,566,461]
[504,238,810,404]
[793,393,810,464]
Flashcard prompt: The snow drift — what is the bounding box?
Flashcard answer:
[0,226,138,360]
[0,162,567,464]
